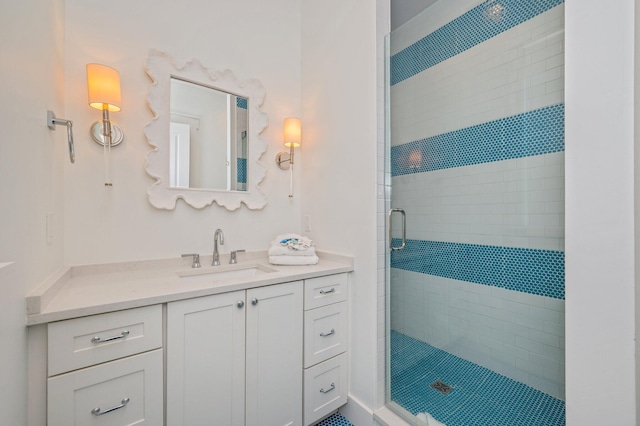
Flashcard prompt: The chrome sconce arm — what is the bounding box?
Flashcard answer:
[47,110,75,163]
[275,144,295,169]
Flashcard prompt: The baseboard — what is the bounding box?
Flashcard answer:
[373,404,413,426]
[339,394,375,425]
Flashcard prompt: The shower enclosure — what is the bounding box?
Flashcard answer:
[385,1,566,424]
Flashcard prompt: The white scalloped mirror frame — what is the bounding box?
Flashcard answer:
[144,49,268,210]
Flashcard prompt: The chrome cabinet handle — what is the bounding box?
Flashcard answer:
[320,383,335,394]
[320,328,335,337]
[319,288,335,295]
[251,298,258,305]
[388,208,407,251]
[237,300,245,308]
[91,330,130,344]
[91,398,130,416]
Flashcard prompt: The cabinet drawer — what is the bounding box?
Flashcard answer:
[304,274,347,310]
[304,302,347,368]
[48,305,162,376]
[303,353,348,426]
[47,349,163,426]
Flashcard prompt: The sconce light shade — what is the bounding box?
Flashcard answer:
[276,117,301,198]
[86,64,121,112]
[85,63,124,148]
[86,63,124,188]
[283,117,301,147]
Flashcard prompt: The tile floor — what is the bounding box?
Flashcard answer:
[391,331,565,426]
[315,412,354,426]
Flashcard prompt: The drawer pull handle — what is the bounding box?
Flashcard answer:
[91,397,130,416]
[320,383,335,394]
[319,288,335,295]
[91,330,130,344]
[320,328,335,337]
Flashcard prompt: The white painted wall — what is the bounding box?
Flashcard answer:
[301,0,379,412]
[565,0,637,423]
[0,1,66,424]
[63,0,302,266]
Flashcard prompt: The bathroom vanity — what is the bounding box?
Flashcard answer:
[26,251,352,426]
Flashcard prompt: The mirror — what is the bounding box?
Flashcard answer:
[169,78,248,191]
[145,49,267,210]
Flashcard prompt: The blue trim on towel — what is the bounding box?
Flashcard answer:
[391,239,565,299]
[391,104,564,176]
[390,0,564,85]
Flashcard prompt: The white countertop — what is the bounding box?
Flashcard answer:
[26,251,353,325]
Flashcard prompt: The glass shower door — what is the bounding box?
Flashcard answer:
[386,1,566,424]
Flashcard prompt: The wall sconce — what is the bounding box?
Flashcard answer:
[275,117,301,198]
[86,63,123,187]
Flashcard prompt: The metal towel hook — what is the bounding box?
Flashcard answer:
[47,110,75,163]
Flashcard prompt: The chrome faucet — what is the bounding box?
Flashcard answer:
[212,228,224,266]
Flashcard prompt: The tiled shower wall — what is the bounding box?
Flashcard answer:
[388,0,565,399]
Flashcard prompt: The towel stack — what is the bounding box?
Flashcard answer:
[268,233,319,266]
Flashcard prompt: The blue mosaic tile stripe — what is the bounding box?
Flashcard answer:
[391,239,565,299]
[236,97,248,109]
[390,0,564,85]
[237,158,247,184]
[390,331,566,426]
[391,104,564,176]
[313,412,353,426]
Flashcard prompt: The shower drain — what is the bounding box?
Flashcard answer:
[430,380,454,395]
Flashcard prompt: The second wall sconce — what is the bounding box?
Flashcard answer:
[86,63,123,187]
[275,117,301,198]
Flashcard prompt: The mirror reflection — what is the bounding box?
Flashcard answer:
[169,77,248,191]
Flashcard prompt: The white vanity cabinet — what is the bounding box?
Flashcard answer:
[303,274,349,426]
[46,305,164,426]
[29,258,353,426]
[167,280,303,426]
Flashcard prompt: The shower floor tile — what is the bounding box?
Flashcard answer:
[390,331,566,426]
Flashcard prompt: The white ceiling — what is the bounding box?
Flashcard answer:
[390,0,439,31]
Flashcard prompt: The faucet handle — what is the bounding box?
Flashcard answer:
[182,253,201,268]
[229,249,246,264]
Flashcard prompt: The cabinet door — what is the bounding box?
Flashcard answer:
[167,291,246,426]
[47,349,163,426]
[246,281,303,426]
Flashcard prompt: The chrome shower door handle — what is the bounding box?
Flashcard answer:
[388,208,406,251]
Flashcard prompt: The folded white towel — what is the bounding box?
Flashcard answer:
[416,412,445,426]
[269,255,319,266]
[268,233,316,257]
[268,245,316,257]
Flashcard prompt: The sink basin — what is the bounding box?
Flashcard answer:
[178,263,276,285]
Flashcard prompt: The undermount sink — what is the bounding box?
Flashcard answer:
[178,263,277,285]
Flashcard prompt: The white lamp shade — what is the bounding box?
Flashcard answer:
[87,63,121,112]
[283,117,301,147]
